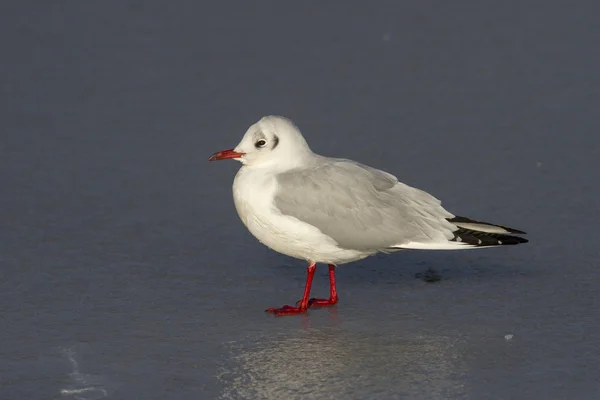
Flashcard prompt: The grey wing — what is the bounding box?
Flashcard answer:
[273,159,457,251]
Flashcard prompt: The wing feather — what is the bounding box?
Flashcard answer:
[273,159,456,251]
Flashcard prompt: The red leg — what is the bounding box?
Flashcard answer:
[307,264,339,307]
[266,262,316,316]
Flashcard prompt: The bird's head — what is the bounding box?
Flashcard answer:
[208,116,313,169]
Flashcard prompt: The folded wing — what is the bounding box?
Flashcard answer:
[273,159,459,251]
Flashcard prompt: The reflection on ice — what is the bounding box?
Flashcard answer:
[218,328,465,399]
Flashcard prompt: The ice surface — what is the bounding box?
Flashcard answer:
[1,2,599,399]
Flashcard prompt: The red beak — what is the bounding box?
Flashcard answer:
[208,149,245,161]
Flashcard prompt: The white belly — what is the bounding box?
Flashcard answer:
[232,167,369,264]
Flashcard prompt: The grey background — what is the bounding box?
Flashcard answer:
[1,1,599,399]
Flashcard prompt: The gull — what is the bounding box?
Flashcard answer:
[209,116,527,315]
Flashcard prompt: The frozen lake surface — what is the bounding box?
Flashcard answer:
[1,2,599,399]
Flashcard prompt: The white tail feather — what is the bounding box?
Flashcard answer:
[392,241,485,250]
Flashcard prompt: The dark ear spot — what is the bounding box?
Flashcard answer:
[272,135,279,149]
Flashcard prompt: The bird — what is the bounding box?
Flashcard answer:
[208,116,527,315]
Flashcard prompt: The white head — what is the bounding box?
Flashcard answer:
[208,116,314,168]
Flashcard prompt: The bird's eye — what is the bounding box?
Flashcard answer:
[255,139,267,148]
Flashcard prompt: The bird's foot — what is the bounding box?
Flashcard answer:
[265,305,308,316]
[297,296,339,308]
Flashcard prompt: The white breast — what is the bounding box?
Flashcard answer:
[232,166,369,264]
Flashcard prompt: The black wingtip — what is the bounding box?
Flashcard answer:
[447,216,527,235]
[451,228,528,247]
[502,226,527,235]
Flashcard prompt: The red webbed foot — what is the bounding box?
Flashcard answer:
[265,305,308,316]
[266,262,339,315]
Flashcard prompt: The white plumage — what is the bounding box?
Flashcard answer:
[209,116,527,315]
